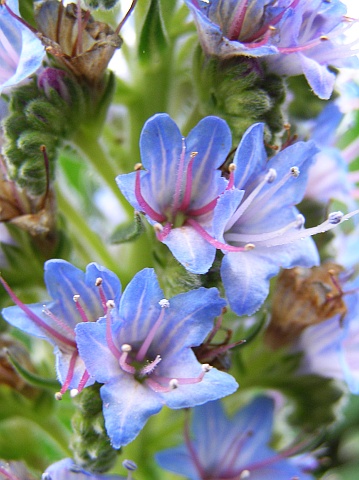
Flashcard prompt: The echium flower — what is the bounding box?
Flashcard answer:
[116,113,231,274]
[156,397,314,480]
[42,458,136,480]
[207,122,358,315]
[0,0,44,92]
[185,0,358,99]
[295,270,359,394]
[1,260,121,399]
[76,268,238,448]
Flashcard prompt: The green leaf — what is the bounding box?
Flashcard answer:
[138,0,168,64]
[110,213,145,244]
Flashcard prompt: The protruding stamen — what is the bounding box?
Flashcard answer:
[136,300,169,362]
[225,169,278,231]
[116,0,138,34]
[70,388,79,397]
[95,277,108,314]
[77,369,90,393]
[186,218,250,252]
[119,344,136,374]
[55,392,63,401]
[227,163,236,190]
[106,300,121,360]
[154,222,172,241]
[42,306,75,337]
[0,276,76,348]
[73,294,90,322]
[122,459,137,480]
[59,350,78,396]
[328,211,344,224]
[135,168,167,223]
[290,166,300,177]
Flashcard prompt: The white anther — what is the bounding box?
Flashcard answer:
[244,243,255,251]
[154,223,163,232]
[73,294,80,302]
[228,163,236,172]
[202,364,213,372]
[328,211,344,224]
[121,344,132,352]
[190,151,198,158]
[55,392,63,401]
[240,470,251,479]
[159,298,170,308]
[169,379,179,389]
[106,299,115,309]
[70,388,79,398]
[134,162,142,171]
[95,277,103,286]
[295,214,305,228]
[290,166,300,177]
[266,168,277,183]
[122,459,137,472]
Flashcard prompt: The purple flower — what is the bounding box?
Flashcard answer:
[1,260,121,398]
[116,114,231,274]
[185,0,358,99]
[42,458,131,480]
[295,274,359,394]
[0,0,44,92]
[207,123,358,315]
[76,268,238,448]
[156,397,314,480]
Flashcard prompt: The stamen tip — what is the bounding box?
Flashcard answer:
[122,459,137,472]
[328,211,344,225]
[55,392,63,401]
[134,163,142,171]
[159,298,170,308]
[202,363,213,372]
[267,168,277,183]
[95,277,103,286]
[190,151,198,158]
[290,166,300,177]
[244,243,255,251]
[296,214,305,228]
[228,163,236,172]
[106,299,115,309]
[121,343,132,352]
[240,470,250,479]
[70,388,79,398]
[154,223,163,232]
[73,294,80,303]
[169,379,179,389]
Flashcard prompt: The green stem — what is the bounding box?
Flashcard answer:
[56,188,124,276]
[71,131,133,218]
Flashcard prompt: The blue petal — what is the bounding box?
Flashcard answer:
[100,376,162,448]
[162,223,216,274]
[156,445,199,480]
[0,0,44,92]
[55,349,94,391]
[298,53,336,100]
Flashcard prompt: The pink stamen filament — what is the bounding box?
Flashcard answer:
[244,27,274,49]
[184,414,207,479]
[206,314,224,344]
[187,197,218,217]
[77,369,90,393]
[217,430,254,476]
[105,303,122,360]
[73,295,90,322]
[135,169,167,223]
[0,466,17,480]
[95,278,108,314]
[155,222,172,241]
[119,346,136,374]
[186,218,248,252]
[42,307,76,338]
[136,306,167,362]
[59,350,78,394]
[0,276,76,348]
[172,139,187,214]
[153,364,211,385]
[178,155,196,212]
[227,1,249,41]
[116,0,138,34]
[1,1,38,34]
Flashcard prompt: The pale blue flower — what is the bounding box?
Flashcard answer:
[1,260,121,398]
[296,273,359,394]
[209,122,358,315]
[156,397,314,480]
[42,458,128,480]
[185,0,358,98]
[0,0,44,92]
[116,114,231,274]
[76,268,238,448]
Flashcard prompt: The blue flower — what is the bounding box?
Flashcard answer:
[296,273,359,394]
[75,268,238,448]
[116,114,231,274]
[0,0,44,92]
[207,122,358,316]
[156,396,314,480]
[42,458,130,480]
[185,0,358,99]
[1,260,121,398]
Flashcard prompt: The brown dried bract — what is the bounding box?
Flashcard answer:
[35,0,122,86]
[265,263,347,349]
